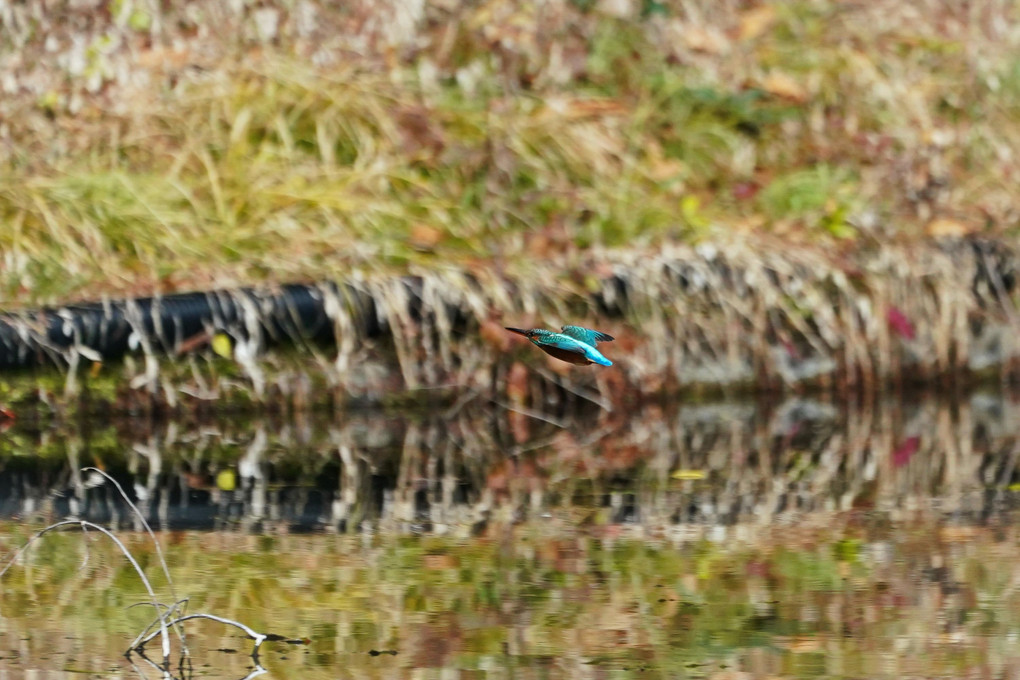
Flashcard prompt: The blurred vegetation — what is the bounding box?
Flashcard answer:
[3,519,1020,678]
[1,0,1018,306]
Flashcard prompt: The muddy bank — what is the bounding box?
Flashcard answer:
[0,236,1017,409]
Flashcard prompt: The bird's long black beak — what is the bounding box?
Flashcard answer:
[504,327,529,337]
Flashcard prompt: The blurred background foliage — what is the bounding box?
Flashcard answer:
[1,0,1018,306]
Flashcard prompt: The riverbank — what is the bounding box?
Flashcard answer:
[0,235,1016,411]
[4,1,1020,406]
[2,0,1018,305]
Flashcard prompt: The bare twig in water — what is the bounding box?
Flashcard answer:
[82,468,181,604]
[128,598,191,652]
[82,466,191,657]
[0,469,291,666]
[0,519,173,661]
[136,613,269,655]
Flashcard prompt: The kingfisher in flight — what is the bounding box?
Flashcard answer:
[505,325,615,366]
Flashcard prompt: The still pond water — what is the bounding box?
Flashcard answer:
[2,391,1020,679]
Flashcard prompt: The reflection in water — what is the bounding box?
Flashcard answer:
[2,392,1020,678]
[0,391,1018,532]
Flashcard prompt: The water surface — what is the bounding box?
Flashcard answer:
[2,391,1020,679]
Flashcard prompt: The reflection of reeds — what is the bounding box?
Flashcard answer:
[5,499,1020,677]
[3,390,1020,534]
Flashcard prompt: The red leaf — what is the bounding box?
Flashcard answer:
[887,306,916,340]
[893,436,920,467]
[732,181,760,201]
[781,338,800,359]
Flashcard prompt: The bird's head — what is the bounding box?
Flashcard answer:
[504,327,535,339]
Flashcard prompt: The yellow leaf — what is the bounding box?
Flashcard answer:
[216,469,237,492]
[671,469,706,480]
[211,333,233,359]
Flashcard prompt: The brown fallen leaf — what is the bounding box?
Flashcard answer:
[409,223,443,252]
[683,26,730,55]
[774,635,825,653]
[396,106,445,156]
[136,47,193,70]
[563,98,628,120]
[939,525,980,543]
[762,72,809,103]
[925,217,970,237]
[423,554,457,570]
[738,5,777,41]
[647,155,686,182]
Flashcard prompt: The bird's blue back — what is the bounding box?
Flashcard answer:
[559,325,614,346]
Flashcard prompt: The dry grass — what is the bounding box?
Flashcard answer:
[2,0,1020,308]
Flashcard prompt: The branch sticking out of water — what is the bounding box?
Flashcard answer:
[128,598,191,652]
[0,467,294,668]
[81,467,181,608]
[0,519,173,660]
[136,614,268,656]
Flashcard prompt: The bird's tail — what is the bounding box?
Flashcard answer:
[585,349,613,366]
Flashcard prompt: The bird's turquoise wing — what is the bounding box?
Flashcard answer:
[537,334,590,353]
[536,333,613,366]
[560,325,614,346]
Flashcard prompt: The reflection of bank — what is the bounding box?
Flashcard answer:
[0,390,1017,534]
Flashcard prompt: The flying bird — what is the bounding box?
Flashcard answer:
[504,325,615,366]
